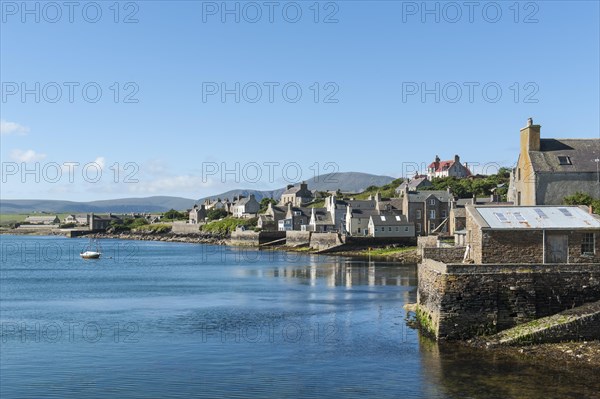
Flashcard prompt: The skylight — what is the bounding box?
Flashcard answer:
[395,215,401,221]
[559,208,573,217]
[558,156,572,165]
[513,212,526,222]
[380,216,386,221]
[494,212,509,223]
[534,209,548,219]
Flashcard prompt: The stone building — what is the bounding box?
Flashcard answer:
[508,118,600,205]
[402,190,452,235]
[465,205,600,264]
[231,195,260,218]
[188,204,207,224]
[395,175,432,195]
[278,204,311,231]
[279,182,313,206]
[368,214,414,238]
[427,155,471,180]
[24,215,60,225]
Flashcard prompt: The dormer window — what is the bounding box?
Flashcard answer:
[558,156,572,165]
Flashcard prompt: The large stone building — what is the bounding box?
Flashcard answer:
[465,205,600,264]
[402,190,452,235]
[509,118,600,205]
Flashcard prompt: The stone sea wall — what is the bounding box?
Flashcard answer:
[417,259,600,340]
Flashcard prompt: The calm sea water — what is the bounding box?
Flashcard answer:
[1,235,598,399]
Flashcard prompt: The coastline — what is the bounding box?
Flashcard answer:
[0,228,421,263]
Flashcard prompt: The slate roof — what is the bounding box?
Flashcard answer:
[529,139,600,173]
[397,177,432,192]
[407,190,453,203]
[370,214,410,226]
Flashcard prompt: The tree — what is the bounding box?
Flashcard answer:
[563,192,600,214]
[163,209,186,220]
[259,197,277,213]
[207,208,228,221]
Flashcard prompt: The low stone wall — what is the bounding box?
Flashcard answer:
[171,223,200,234]
[423,246,466,263]
[417,259,600,340]
[310,232,343,250]
[344,236,417,247]
[417,236,438,257]
[286,231,311,247]
[230,231,286,246]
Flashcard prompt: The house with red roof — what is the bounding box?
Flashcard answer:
[427,155,472,180]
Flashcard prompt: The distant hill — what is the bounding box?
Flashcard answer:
[0,172,397,214]
[0,196,197,214]
[198,172,396,202]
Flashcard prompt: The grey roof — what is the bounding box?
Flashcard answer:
[397,177,432,192]
[283,186,301,194]
[349,208,380,217]
[378,198,403,211]
[529,139,600,173]
[468,205,600,230]
[370,214,410,226]
[407,190,453,203]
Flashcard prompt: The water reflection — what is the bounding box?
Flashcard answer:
[240,257,418,288]
[418,337,600,399]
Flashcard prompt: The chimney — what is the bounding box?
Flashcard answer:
[287,184,294,190]
[300,181,307,191]
[520,117,541,152]
[454,154,460,163]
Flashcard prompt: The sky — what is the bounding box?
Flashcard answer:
[1,0,599,201]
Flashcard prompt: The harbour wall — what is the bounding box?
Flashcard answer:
[417,259,600,340]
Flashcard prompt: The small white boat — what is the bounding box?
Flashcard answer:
[80,238,102,259]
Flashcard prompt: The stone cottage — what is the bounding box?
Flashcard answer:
[465,205,600,264]
[189,204,207,224]
[231,195,260,218]
[279,182,313,206]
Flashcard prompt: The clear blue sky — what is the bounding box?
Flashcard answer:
[1,0,599,201]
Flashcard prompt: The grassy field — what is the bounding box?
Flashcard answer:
[0,213,72,226]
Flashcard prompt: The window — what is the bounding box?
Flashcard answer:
[404,227,409,232]
[513,212,526,222]
[430,222,436,231]
[559,208,573,217]
[534,209,548,219]
[416,223,421,233]
[429,210,436,219]
[396,227,399,231]
[429,199,436,205]
[582,233,595,255]
[558,156,572,165]
[389,227,392,232]
[441,210,447,218]
[518,168,521,180]
[416,210,421,219]
[494,212,509,223]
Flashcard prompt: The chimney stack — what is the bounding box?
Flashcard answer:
[520,117,541,152]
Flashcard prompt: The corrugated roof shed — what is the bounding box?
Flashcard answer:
[468,205,600,230]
